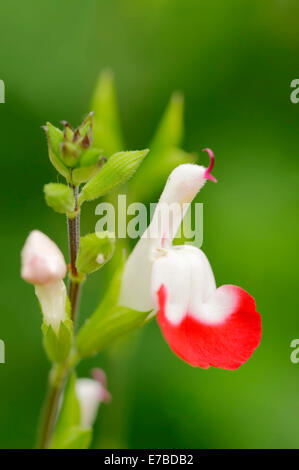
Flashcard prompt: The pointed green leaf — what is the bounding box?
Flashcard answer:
[51,374,92,449]
[150,91,184,155]
[79,149,149,203]
[77,306,149,358]
[54,373,81,432]
[91,69,124,155]
[128,93,195,201]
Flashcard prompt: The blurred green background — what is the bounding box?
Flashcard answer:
[0,0,298,449]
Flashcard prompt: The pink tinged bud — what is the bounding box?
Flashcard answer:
[75,376,110,429]
[21,230,67,285]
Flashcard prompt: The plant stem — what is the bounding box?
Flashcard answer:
[67,185,82,324]
[37,363,67,449]
[37,186,83,449]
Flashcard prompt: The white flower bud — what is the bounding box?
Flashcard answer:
[21,230,66,285]
[21,230,68,334]
[76,370,111,429]
[35,280,67,333]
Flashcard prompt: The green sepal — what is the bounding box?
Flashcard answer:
[50,373,92,449]
[79,147,103,167]
[77,112,93,142]
[91,69,124,155]
[42,318,73,363]
[44,183,75,214]
[44,123,71,181]
[71,154,105,185]
[78,149,149,203]
[60,141,79,167]
[76,232,115,274]
[76,262,150,358]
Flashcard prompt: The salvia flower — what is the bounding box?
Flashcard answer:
[21,230,67,333]
[75,369,111,429]
[119,150,262,370]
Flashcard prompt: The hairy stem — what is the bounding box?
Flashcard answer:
[37,186,82,449]
[67,185,82,324]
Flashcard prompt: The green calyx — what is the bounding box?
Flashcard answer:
[76,232,115,275]
[42,318,73,364]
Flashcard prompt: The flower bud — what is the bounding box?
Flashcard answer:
[60,141,79,167]
[21,230,66,285]
[21,231,71,360]
[44,114,106,185]
[76,370,111,429]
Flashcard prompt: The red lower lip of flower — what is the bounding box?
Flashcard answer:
[156,284,262,370]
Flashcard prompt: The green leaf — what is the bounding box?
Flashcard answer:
[42,319,73,363]
[44,183,75,214]
[150,91,184,155]
[128,93,195,201]
[77,306,149,358]
[44,123,71,181]
[76,264,150,358]
[53,427,92,449]
[91,69,124,155]
[54,373,81,432]
[78,149,149,203]
[51,374,92,449]
[76,232,115,274]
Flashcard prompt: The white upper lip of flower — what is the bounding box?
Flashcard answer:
[21,230,67,285]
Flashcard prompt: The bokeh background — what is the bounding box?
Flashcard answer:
[0,0,299,449]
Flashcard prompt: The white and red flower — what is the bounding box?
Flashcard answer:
[119,150,262,370]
